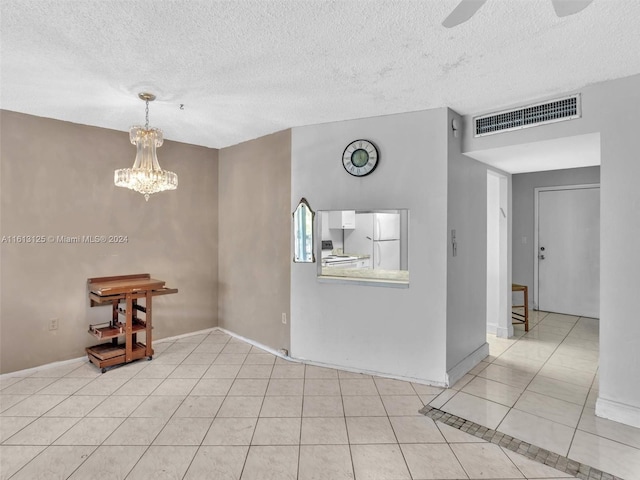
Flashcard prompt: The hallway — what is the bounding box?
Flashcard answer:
[429,311,640,479]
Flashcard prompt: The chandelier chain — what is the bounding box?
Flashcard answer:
[145,99,150,129]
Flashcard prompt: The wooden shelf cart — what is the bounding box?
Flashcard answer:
[86,273,177,372]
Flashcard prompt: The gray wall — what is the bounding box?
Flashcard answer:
[0,110,218,373]
[217,129,291,352]
[291,109,450,385]
[463,73,640,427]
[512,166,600,307]
[446,110,490,371]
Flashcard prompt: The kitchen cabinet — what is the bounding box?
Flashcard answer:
[85,273,177,373]
[344,258,371,269]
[357,258,371,269]
[328,210,356,229]
[323,256,371,269]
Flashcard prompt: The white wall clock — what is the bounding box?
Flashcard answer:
[342,139,379,177]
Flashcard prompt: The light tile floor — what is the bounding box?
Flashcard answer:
[1,328,579,480]
[431,311,640,480]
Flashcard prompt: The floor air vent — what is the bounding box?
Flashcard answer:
[475,94,581,137]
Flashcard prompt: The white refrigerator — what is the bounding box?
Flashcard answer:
[344,213,400,270]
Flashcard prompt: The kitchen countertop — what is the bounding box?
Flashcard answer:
[319,266,409,284]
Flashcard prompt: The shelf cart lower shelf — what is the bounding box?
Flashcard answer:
[86,342,153,372]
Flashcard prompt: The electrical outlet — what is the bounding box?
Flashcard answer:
[281,313,287,325]
[49,318,59,331]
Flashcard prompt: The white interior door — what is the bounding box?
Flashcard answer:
[536,186,600,318]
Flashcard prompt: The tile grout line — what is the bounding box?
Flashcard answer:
[6,353,145,479]
[509,316,599,452]
[110,337,190,480]
[4,338,181,479]
[336,366,358,480]
[3,333,226,479]
[156,334,220,480]
[196,333,251,480]
[1,323,613,480]
[445,438,473,479]
[428,315,613,480]
[438,318,541,410]
[295,362,306,480]
[442,315,592,442]
[491,314,584,436]
[420,404,624,480]
[90,334,213,479]
[566,352,600,467]
[296,363,305,480]
[373,377,415,478]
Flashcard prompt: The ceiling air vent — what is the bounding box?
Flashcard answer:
[474,94,581,137]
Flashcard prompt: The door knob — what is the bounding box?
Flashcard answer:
[540,247,545,251]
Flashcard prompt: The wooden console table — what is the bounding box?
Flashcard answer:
[512,283,529,332]
[86,273,177,372]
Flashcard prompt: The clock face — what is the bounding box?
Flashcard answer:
[342,140,379,177]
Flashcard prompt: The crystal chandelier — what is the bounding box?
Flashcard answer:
[114,93,178,201]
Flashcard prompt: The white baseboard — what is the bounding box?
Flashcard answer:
[446,342,490,387]
[0,356,87,379]
[487,323,512,338]
[218,327,448,386]
[154,327,218,343]
[0,327,219,379]
[495,326,511,338]
[215,327,293,362]
[292,355,448,388]
[2,325,451,389]
[596,397,640,429]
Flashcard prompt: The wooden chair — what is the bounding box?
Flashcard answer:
[512,283,529,331]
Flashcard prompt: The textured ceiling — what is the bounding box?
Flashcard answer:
[1,0,639,149]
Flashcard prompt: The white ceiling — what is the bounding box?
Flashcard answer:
[466,132,601,174]
[1,0,639,152]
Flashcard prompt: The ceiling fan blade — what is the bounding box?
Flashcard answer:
[551,0,593,17]
[442,0,488,28]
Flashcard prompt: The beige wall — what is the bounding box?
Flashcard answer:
[0,110,219,373]
[218,130,291,352]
